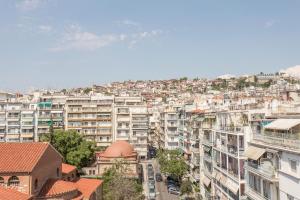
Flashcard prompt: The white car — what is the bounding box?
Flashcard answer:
[148,188,156,199]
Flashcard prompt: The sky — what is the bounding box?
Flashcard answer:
[0,0,300,92]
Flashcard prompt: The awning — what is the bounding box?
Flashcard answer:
[244,146,265,160]
[264,119,300,130]
[215,172,222,181]
[202,176,211,187]
[221,193,228,200]
[212,171,216,178]
[21,134,34,138]
[227,179,239,194]
[220,175,227,185]
[203,146,211,152]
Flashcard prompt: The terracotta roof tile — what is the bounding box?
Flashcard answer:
[0,186,32,200]
[75,178,103,198]
[62,163,77,174]
[39,179,77,198]
[0,143,50,173]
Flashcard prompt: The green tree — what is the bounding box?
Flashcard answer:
[83,87,92,94]
[180,180,193,196]
[157,149,188,182]
[102,160,144,200]
[40,130,96,169]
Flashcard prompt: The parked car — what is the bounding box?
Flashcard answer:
[148,173,155,181]
[168,186,180,195]
[148,180,155,190]
[149,187,156,199]
[155,172,162,182]
[147,164,154,170]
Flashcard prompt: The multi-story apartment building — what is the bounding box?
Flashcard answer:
[36,95,66,138]
[246,116,300,200]
[65,96,114,147]
[0,102,37,143]
[113,96,148,159]
[199,111,216,200]
[160,105,181,150]
[198,110,251,200]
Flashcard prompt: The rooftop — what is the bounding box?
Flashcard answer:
[0,186,32,200]
[99,140,136,158]
[62,163,77,174]
[0,142,59,173]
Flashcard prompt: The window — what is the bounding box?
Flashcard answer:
[56,168,60,177]
[8,176,19,187]
[0,177,4,185]
[34,179,38,190]
[287,194,294,200]
[290,160,297,173]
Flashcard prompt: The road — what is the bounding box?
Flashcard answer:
[142,159,179,200]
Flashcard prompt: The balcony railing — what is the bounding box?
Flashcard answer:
[227,145,244,156]
[216,125,244,134]
[247,160,278,181]
[253,133,300,150]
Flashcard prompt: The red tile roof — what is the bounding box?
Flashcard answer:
[62,163,77,174]
[75,178,103,199]
[38,179,78,198]
[0,142,50,173]
[0,186,32,200]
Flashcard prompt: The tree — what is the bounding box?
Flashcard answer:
[40,130,96,169]
[157,149,188,181]
[83,87,92,94]
[102,160,144,200]
[180,180,193,196]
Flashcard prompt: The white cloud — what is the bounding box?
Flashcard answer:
[39,25,52,33]
[280,65,300,78]
[16,0,44,11]
[50,25,122,52]
[129,29,163,47]
[264,20,277,28]
[118,19,140,27]
[50,24,164,52]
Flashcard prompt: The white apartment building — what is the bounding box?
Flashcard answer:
[199,111,252,200]
[113,96,148,159]
[0,102,37,142]
[247,117,300,200]
[65,96,114,147]
[159,105,181,150]
[36,95,66,138]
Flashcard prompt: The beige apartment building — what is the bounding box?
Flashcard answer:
[65,96,114,147]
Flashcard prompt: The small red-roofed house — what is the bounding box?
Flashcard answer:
[62,163,78,182]
[0,142,103,200]
[75,178,103,200]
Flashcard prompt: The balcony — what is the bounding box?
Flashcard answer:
[97,117,111,121]
[253,133,300,150]
[117,109,129,114]
[202,122,213,129]
[117,126,130,130]
[132,125,148,130]
[202,138,213,146]
[246,186,269,200]
[190,172,200,182]
[216,125,244,134]
[203,154,212,162]
[191,158,200,166]
[246,160,278,181]
[227,144,244,157]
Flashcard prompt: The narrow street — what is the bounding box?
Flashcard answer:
[142,159,179,200]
